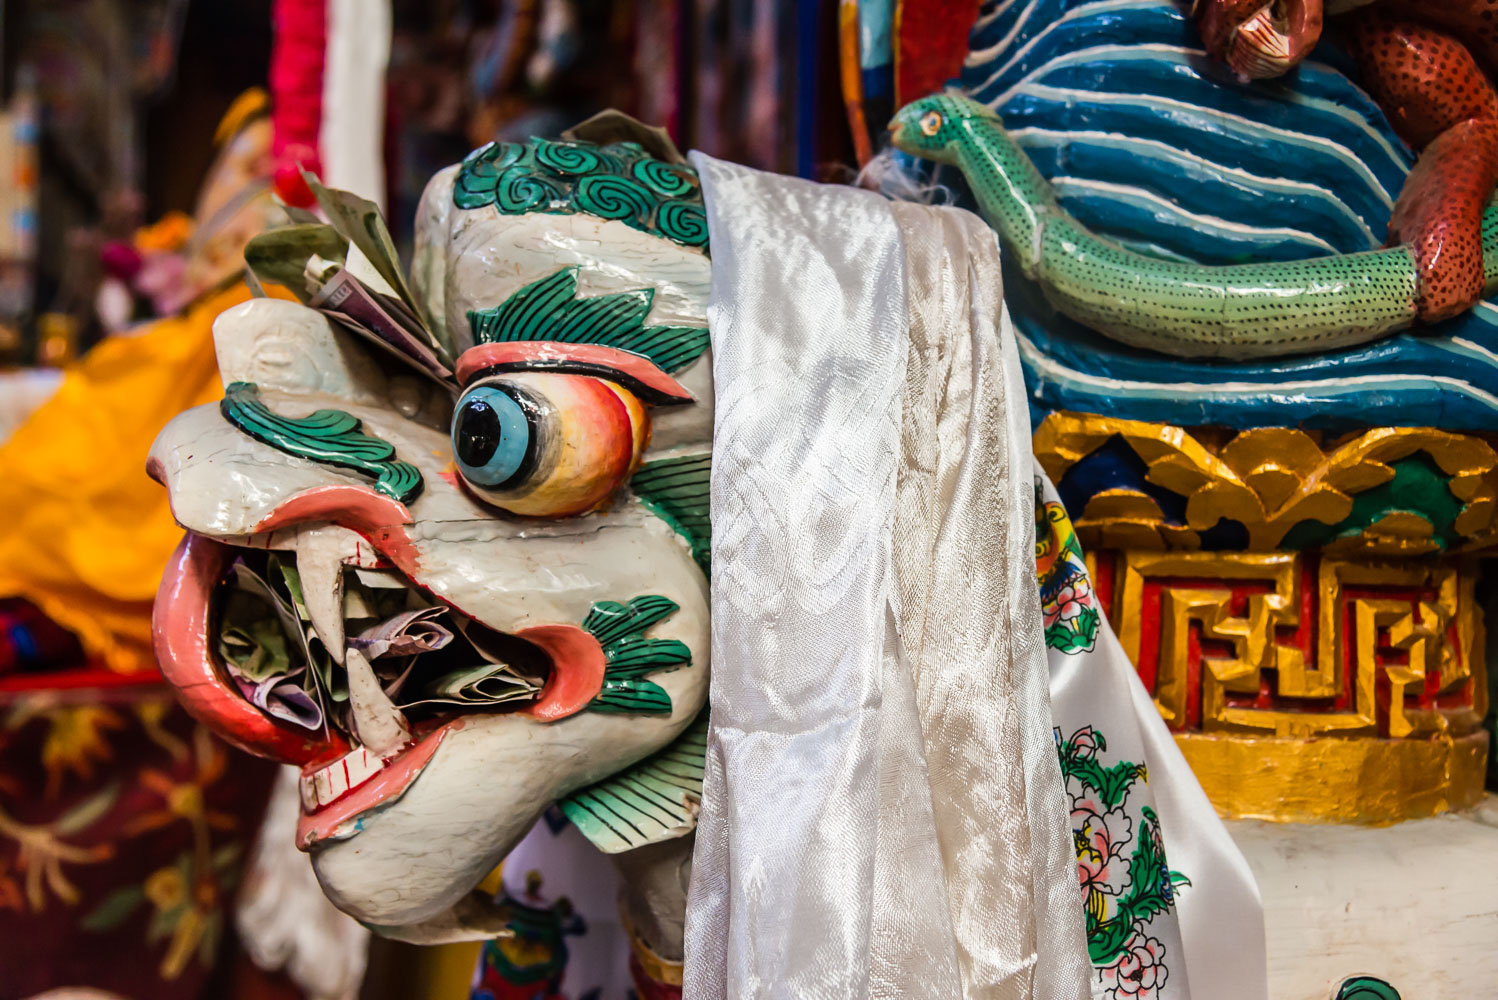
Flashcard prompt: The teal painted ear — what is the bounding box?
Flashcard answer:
[560,710,707,853]
[1335,976,1401,1000]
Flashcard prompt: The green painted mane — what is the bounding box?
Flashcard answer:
[453,137,709,250]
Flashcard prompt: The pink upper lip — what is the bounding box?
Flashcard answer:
[152,485,422,767]
[153,483,607,826]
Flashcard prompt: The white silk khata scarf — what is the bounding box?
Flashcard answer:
[685,153,1090,999]
[683,155,1268,1000]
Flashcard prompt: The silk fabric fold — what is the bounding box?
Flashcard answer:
[1039,465,1268,1000]
[685,153,1090,999]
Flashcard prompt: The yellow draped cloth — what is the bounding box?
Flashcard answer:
[0,284,262,673]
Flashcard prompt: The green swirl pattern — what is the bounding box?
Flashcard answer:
[534,137,600,176]
[632,157,695,197]
[453,138,709,251]
[220,382,423,503]
[656,201,708,247]
[1334,977,1401,1000]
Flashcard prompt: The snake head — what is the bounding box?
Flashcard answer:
[888,92,995,163]
[1194,0,1323,79]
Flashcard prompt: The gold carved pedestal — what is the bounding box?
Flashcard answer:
[1036,413,1496,823]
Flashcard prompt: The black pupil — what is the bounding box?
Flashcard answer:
[456,398,502,467]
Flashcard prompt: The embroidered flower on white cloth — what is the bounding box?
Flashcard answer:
[1069,724,1100,758]
[1051,576,1093,624]
[1071,793,1134,901]
[1098,934,1169,1000]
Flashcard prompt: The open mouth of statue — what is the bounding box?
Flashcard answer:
[211,544,549,743]
[154,528,575,848]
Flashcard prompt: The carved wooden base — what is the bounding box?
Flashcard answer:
[1182,730,1487,823]
[1036,412,1494,823]
[1089,547,1488,822]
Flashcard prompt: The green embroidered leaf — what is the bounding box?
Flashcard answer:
[211,841,244,872]
[562,711,707,852]
[631,453,711,572]
[53,780,120,835]
[466,267,709,374]
[147,902,180,944]
[1061,731,1188,971]
[1065,755,1146,812]
[1086,914,1137,966]
[220,382,423,503]
[81,884,146,932]
[198,911,223,968]
[1118,808,1177,925]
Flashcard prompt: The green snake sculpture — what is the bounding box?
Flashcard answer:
[889,93,1498,360]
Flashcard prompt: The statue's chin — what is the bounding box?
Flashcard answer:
[301,717,570,925]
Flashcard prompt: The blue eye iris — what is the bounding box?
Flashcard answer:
[452,385,534,488]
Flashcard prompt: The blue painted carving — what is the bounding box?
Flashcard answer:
[951,0,1498,430]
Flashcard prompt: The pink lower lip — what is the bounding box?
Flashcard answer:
[297,720,459,849]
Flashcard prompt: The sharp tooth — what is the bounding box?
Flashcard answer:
[296,527,348,665]
[345,646,411,757]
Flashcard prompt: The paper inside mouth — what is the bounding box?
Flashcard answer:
[211,544,550,748]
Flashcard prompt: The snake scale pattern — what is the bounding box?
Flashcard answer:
[890,92,1498,360]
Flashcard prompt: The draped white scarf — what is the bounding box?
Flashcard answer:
[684,154,1092,999]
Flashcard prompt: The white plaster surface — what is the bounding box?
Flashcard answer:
[1230,798,1498,999]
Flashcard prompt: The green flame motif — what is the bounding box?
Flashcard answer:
[581,594,691,716]
[467,266,709,375]
[219,382,423,503]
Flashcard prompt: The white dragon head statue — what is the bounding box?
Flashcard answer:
[150,128,714,936]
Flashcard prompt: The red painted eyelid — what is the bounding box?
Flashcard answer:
[454,342,693,402]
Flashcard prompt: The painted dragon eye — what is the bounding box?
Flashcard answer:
[450,372,650,518]
[920,110,944,137]
[452,385,535,488]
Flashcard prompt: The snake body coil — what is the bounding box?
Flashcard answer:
[890,93,1498,360]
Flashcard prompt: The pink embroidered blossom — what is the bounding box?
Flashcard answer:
[1098,935,1169,1000]
[1053,576,1093,625]
[1072,799,1133,899]
[1069,725,1100,757]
